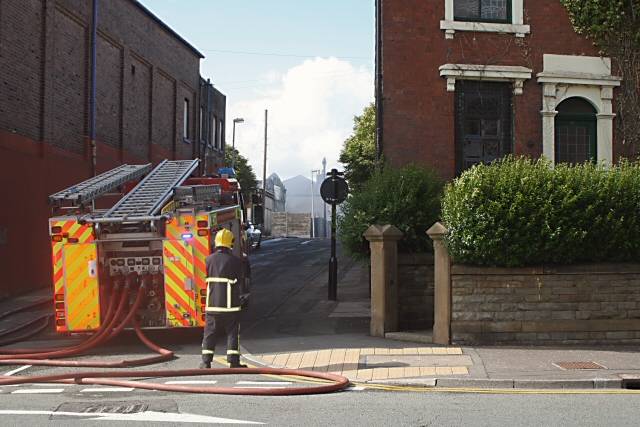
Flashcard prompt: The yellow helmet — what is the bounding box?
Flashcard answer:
[214,229,234,249]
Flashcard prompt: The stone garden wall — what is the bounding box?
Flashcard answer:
[451,264,640,345]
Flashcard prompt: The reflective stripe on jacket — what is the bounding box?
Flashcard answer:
[205,277,241,312]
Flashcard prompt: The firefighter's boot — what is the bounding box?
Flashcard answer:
[228,354,247,368]
[200,353,213,369]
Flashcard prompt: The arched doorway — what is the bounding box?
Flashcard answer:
[555,97,597,164]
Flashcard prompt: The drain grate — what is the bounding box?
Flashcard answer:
[554,361,606,370]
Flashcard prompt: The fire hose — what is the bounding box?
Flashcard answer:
[0,298,52,347]
[0,276,349,395]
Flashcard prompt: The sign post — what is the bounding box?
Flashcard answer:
[320,169,349,301]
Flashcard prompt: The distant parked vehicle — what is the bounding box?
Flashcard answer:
[246,222,262,249]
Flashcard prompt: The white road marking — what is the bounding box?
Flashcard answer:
[236,381,292,386]
[31,383,70,387]
[3,365,32,376]
[164,380,218,385]
[80,387,135,392]
[11,388,64,394]
[300,240,313,245]
[0,410,264,424]
[350,386,366,391]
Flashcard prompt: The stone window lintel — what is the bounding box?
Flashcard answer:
[440,64,533,95]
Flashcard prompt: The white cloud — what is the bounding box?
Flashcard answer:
[226,57,373,181]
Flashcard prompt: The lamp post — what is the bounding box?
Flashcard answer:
[231,117,244,169]
[311,169,320,238]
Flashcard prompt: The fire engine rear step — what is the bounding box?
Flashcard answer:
[48,163,152,206]
[101,159,199,220]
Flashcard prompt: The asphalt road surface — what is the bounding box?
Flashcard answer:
[0,238,639,426]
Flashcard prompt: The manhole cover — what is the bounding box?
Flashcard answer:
[554,361,606,370]
[52,400,178,420]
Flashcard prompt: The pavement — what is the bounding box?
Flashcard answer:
[240,239,640,390]
[2,237,640,392]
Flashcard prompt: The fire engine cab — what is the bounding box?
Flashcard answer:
[48,159,245,333]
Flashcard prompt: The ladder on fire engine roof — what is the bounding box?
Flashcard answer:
[48,163,152,206]
[101,159,200,220]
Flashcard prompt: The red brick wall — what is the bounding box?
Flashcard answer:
[0,0,224,297]
[0,0,45,142]
[382,0,602,180]
[96,33,123,150]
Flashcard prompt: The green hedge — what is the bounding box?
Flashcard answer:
[339,165,443,259]
[442,157,640,267]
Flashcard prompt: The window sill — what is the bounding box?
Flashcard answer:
[440,20,530,39]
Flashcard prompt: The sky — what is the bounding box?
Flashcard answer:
[138,0,375,181]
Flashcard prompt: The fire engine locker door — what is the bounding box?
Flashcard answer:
[163,239,198,327]
[62,243,101,331]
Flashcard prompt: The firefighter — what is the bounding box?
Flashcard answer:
[200,228,250,369]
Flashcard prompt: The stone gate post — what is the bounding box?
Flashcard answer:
[364,225,403,337]
[427,222,451,345]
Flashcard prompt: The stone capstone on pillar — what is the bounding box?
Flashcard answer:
[364,224,403,337]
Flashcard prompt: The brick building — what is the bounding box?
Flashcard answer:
[0,0,226,297]
[380,0,622,180]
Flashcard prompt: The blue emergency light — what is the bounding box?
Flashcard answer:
[218,167,236,178]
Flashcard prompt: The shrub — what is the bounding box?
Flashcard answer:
[339,165,443,259]
[442,157,640,267]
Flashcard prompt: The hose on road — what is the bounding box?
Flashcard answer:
[0,284,350,395]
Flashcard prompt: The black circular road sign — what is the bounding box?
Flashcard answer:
[320,176,349,204]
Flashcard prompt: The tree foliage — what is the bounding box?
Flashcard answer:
[338,165,443,259]
[339,103,379,190]
[561,0,640,156]
[224,145,257,198]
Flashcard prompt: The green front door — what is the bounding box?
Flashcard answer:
[554,98,598,164]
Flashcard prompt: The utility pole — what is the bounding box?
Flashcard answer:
[322,157,327,238]
[262,109,268,205]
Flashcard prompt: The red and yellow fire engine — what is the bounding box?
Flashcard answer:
[48,159,246,333]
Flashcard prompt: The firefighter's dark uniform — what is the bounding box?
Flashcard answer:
[200,246,249,368]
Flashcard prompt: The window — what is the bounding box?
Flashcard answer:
[199,107,204,142]
[183,99,190,140]
[455,81,512,174]
[441,0,528,39]
[217,119,223,149]
[454,0,511,23]
[210,114,216,147]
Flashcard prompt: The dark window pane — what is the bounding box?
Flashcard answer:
[455,0,509,22]
[481,0,508,20]
[455,0,479,19]
[481,120,499,137]
[465,120,481,136]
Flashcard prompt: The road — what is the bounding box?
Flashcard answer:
[0,238,638,426]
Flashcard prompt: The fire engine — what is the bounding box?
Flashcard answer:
[47,159,246,333]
